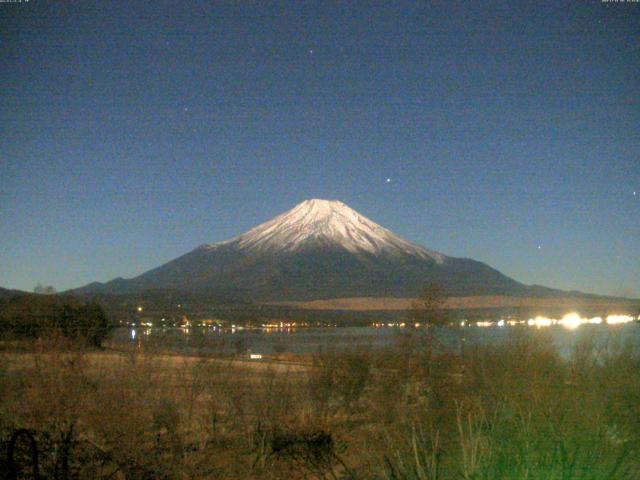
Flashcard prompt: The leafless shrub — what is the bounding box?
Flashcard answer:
[309,348,372,416]
[255,425,353,480]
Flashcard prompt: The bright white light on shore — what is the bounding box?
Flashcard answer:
[497,319,505,327]
[137,306,143,312]
[606,314,634,325]
[130,329,136,340]
[528,316,553,328]
[559,313,582,330]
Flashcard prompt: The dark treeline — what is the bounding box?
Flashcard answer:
[0,294,112,347]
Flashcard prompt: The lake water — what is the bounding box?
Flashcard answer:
[110,322,640,358]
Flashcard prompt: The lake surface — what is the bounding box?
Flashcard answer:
[110,322,640,358]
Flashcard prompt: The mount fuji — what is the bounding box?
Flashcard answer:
[74,199,551,300]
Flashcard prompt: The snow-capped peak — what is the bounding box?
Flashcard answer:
[213,199,445,262]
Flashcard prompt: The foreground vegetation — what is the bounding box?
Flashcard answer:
[0,328,639,479]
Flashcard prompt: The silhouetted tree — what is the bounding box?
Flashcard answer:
[408,283,449,327]
[33,283,57,295]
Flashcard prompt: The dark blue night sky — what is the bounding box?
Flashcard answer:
[1,0,638,296]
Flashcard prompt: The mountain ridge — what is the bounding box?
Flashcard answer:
[72,199,568,300]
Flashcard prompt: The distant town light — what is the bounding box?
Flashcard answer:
[137,306,143,312]
[250,353,262,360]
[528,316,553,328]
[606,314,634,325]
[559,313,582,330]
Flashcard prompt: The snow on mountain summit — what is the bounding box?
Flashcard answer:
[213,199,446,262]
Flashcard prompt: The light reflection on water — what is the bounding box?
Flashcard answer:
[113,321,640,358]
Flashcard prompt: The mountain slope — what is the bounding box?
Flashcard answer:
[73,199,546,300]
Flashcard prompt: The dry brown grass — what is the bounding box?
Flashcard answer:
[265,295,640,312]
[1,330,639,479]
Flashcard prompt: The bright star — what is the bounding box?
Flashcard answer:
[386,178,391,183]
